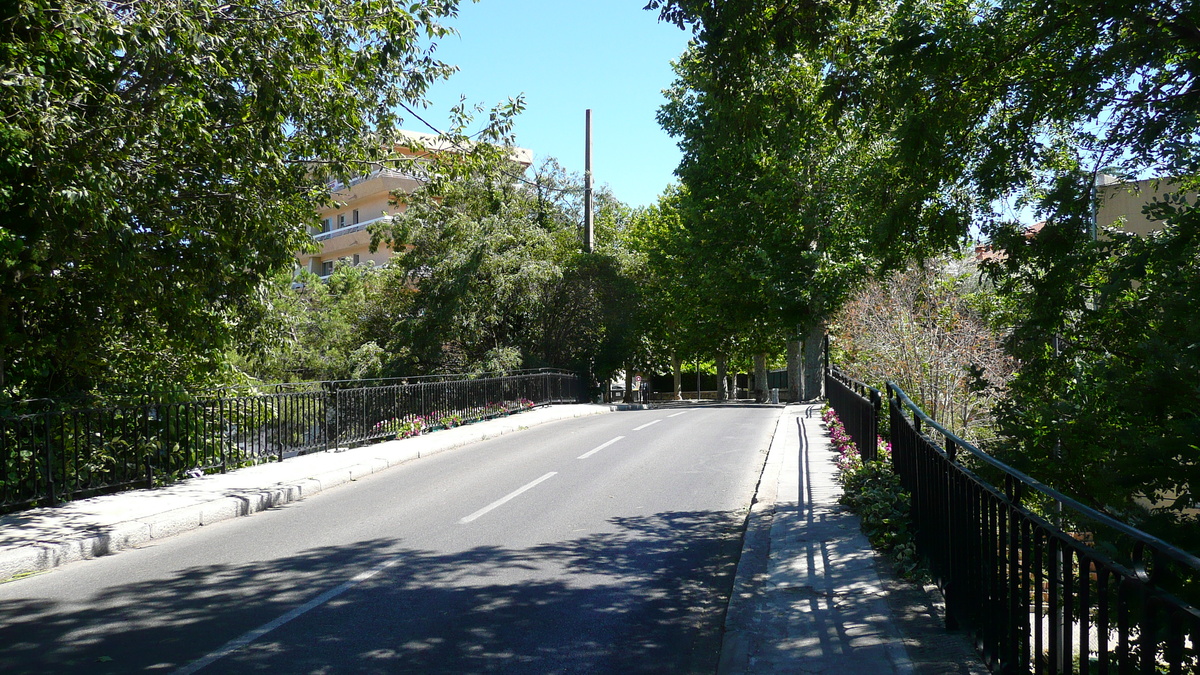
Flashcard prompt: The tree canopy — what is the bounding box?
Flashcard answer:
[0,0,468,398]
[360,153,641,387]
[645,0,1200,537]
[645,0,971,367]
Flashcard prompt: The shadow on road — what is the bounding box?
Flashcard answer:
[0,509,746,674]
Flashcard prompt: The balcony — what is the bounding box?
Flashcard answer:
[326,169,424,194]
[314,215,391,242]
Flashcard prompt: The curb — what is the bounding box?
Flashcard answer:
[717,405,789,674]
[0,404,615,583]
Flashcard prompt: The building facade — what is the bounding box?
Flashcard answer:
[1095,175,1196,237]
[300,169,421,277]
[298,133,533,278]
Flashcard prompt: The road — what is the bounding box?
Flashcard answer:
[0,404,781,674]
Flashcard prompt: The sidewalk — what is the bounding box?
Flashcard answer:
[720,403,988,675]
[0,404,616,583]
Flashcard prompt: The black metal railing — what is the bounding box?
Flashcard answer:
[887,381,1200,673]
[0,369,582,514]
[767,368,788,391]
[825,367,882,462]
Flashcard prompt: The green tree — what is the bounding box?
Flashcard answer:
[650,5,927,396]
[233,262,409,383]
[623,187,747,396]
[837,0,1200,538]
[990,200,1200,549]
[376,153,641,384]
[649,0,1200,541]
[0,0,467,398]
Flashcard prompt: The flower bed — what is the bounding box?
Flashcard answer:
[370,398,539,441]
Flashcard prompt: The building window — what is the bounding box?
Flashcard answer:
[353,254,360,265]
[321,261,334,276]
[352,209,359,224]
[321,218,332,233]
[338,214,346,229]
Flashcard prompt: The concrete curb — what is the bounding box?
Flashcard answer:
[0,404,616,582]
[718,405,788,675]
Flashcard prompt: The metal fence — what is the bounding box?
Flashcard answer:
[887,382,1200,674]
[825,367,883,463]
[0,369,582,514]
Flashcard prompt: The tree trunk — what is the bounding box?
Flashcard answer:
[753,353,767,403]
[802,323,825,400]
[716,353,728,401]
[624,368,634,404]
[786,338,801,402]
[671,353,682,400]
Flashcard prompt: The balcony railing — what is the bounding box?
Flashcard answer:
[314,215,391,241]
[326,168,422,193]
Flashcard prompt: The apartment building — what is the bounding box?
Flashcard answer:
[1095,175,1196,237]
[298,132,534,277]
[299,168,420,277]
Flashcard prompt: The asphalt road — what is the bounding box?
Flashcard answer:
[0,403,781,674]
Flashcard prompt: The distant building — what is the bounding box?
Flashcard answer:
[975,176,1195,264]
[974,222,1044,264]
[298,132,533,278]
[1095,175,1197,238]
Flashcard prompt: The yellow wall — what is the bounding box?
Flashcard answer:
[1096,178,1196,237]
[314,173,422,232]
[299,173,417,275]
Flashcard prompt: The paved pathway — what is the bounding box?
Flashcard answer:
[720,403,988,675]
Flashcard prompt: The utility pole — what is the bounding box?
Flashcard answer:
[583,109,594,253]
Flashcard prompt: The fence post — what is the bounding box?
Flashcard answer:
[278,394,285,463]
[823,333,830,380]
[145,406,155,489]
[870,388,882,461]
[324,383,336,453]
[44,416,56,506]
[886,383,896,467]
[219,397,228,474]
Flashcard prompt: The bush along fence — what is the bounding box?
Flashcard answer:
[0,369,582,515]
[825,366,882,463]
[826,369,1200,673]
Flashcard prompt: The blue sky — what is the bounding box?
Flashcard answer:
[416,1,694,208]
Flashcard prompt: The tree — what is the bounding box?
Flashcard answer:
[232,262,409,383]
[835,0,1200,538]
[650,4,932,397]
[830,251,1015,442]
[375,154,641,384]
[0,0,467,398]
[989,200,1200,549]
[648,0,1200,541]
